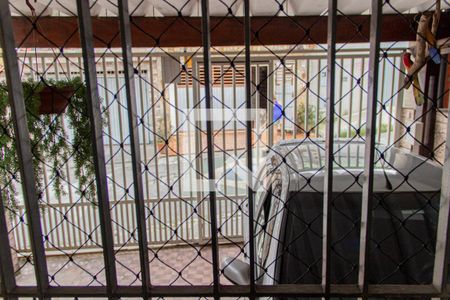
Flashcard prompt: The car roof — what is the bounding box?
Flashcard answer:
[264,139,442,193]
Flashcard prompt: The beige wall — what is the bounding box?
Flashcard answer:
[6,215,20,274]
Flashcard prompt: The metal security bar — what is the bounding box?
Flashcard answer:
[0,0,449,299]
[0,0,49,297]
[76,0,118,296]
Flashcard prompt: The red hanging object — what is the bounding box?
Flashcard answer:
[401,51,425,106]
[38,86,74,115]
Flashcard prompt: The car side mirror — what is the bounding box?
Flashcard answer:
[221,257,250,285]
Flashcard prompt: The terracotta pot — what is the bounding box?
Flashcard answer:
[38,86,74,115]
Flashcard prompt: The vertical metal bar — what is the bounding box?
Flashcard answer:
[432,55,450,292]
[193,58,206,242]
[40,57,58,248]
[293,60,299,138]
[52,59,68,250]
[232,66,239,229]
[282,63,286,139]
[322,0,336,295]
[115,74,124,237]
[316,59,322,137]
[184,59,195,240]
[358,58,366,130]
[173,64,182,200]
[76,0,118,297]
[137,58,151,209]
[171,67,183,239]
[437,55,448,108]
[18,208,27,252]
[348,58,355,137]
[305,59,310,133]
[377,58,386,143]
[422,66,439,157]
[432,88,450,295]
[200,0,220,297]
[102,58,119,207]
[160,63,172,201]
[358,0,382,297]
[148,58,161,202]
[231,67,238,189]
[0,193,17,296]
[0,1,50,298]
[387,57,396,145]
[118,0,151,293]
[38,58,51,232]
[256,64,263,165]
[220,65,228,230]
[268,62,275,146]
[337,59,344,138]
[244,0,256,298]
[74,206,82,249]
[113,57,129,204]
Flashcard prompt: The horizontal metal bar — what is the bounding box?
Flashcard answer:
[4,284,448,298]
[367,284,440,296]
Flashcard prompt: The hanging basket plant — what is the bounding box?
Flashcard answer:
[38,85,74,115]
[0,77,99,210]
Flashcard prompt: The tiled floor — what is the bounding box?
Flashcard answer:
[15,243,245,287]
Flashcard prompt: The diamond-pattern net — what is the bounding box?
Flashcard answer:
[248,0,448,290]
[0,0,448,298]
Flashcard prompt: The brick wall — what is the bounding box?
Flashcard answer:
[433,109,449,164]
[398,107,448,164]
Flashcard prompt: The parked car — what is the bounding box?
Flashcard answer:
[222,140,442,298]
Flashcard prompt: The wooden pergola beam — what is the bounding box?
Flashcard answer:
[11,13,450,48]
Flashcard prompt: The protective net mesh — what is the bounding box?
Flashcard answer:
[0,0,449,298]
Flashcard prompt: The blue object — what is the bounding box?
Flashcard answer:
[429,47,441,64]
[273,100,283,122]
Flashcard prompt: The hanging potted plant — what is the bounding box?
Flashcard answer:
[38,84,74,115]
[0,77,98,209]
[64,77,98,202]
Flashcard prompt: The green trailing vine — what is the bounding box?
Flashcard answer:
[65,77,97,203]
[0,77,98,209]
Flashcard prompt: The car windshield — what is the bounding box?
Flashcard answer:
[279,191,439,286]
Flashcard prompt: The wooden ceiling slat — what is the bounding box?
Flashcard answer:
[10,13,450,48]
